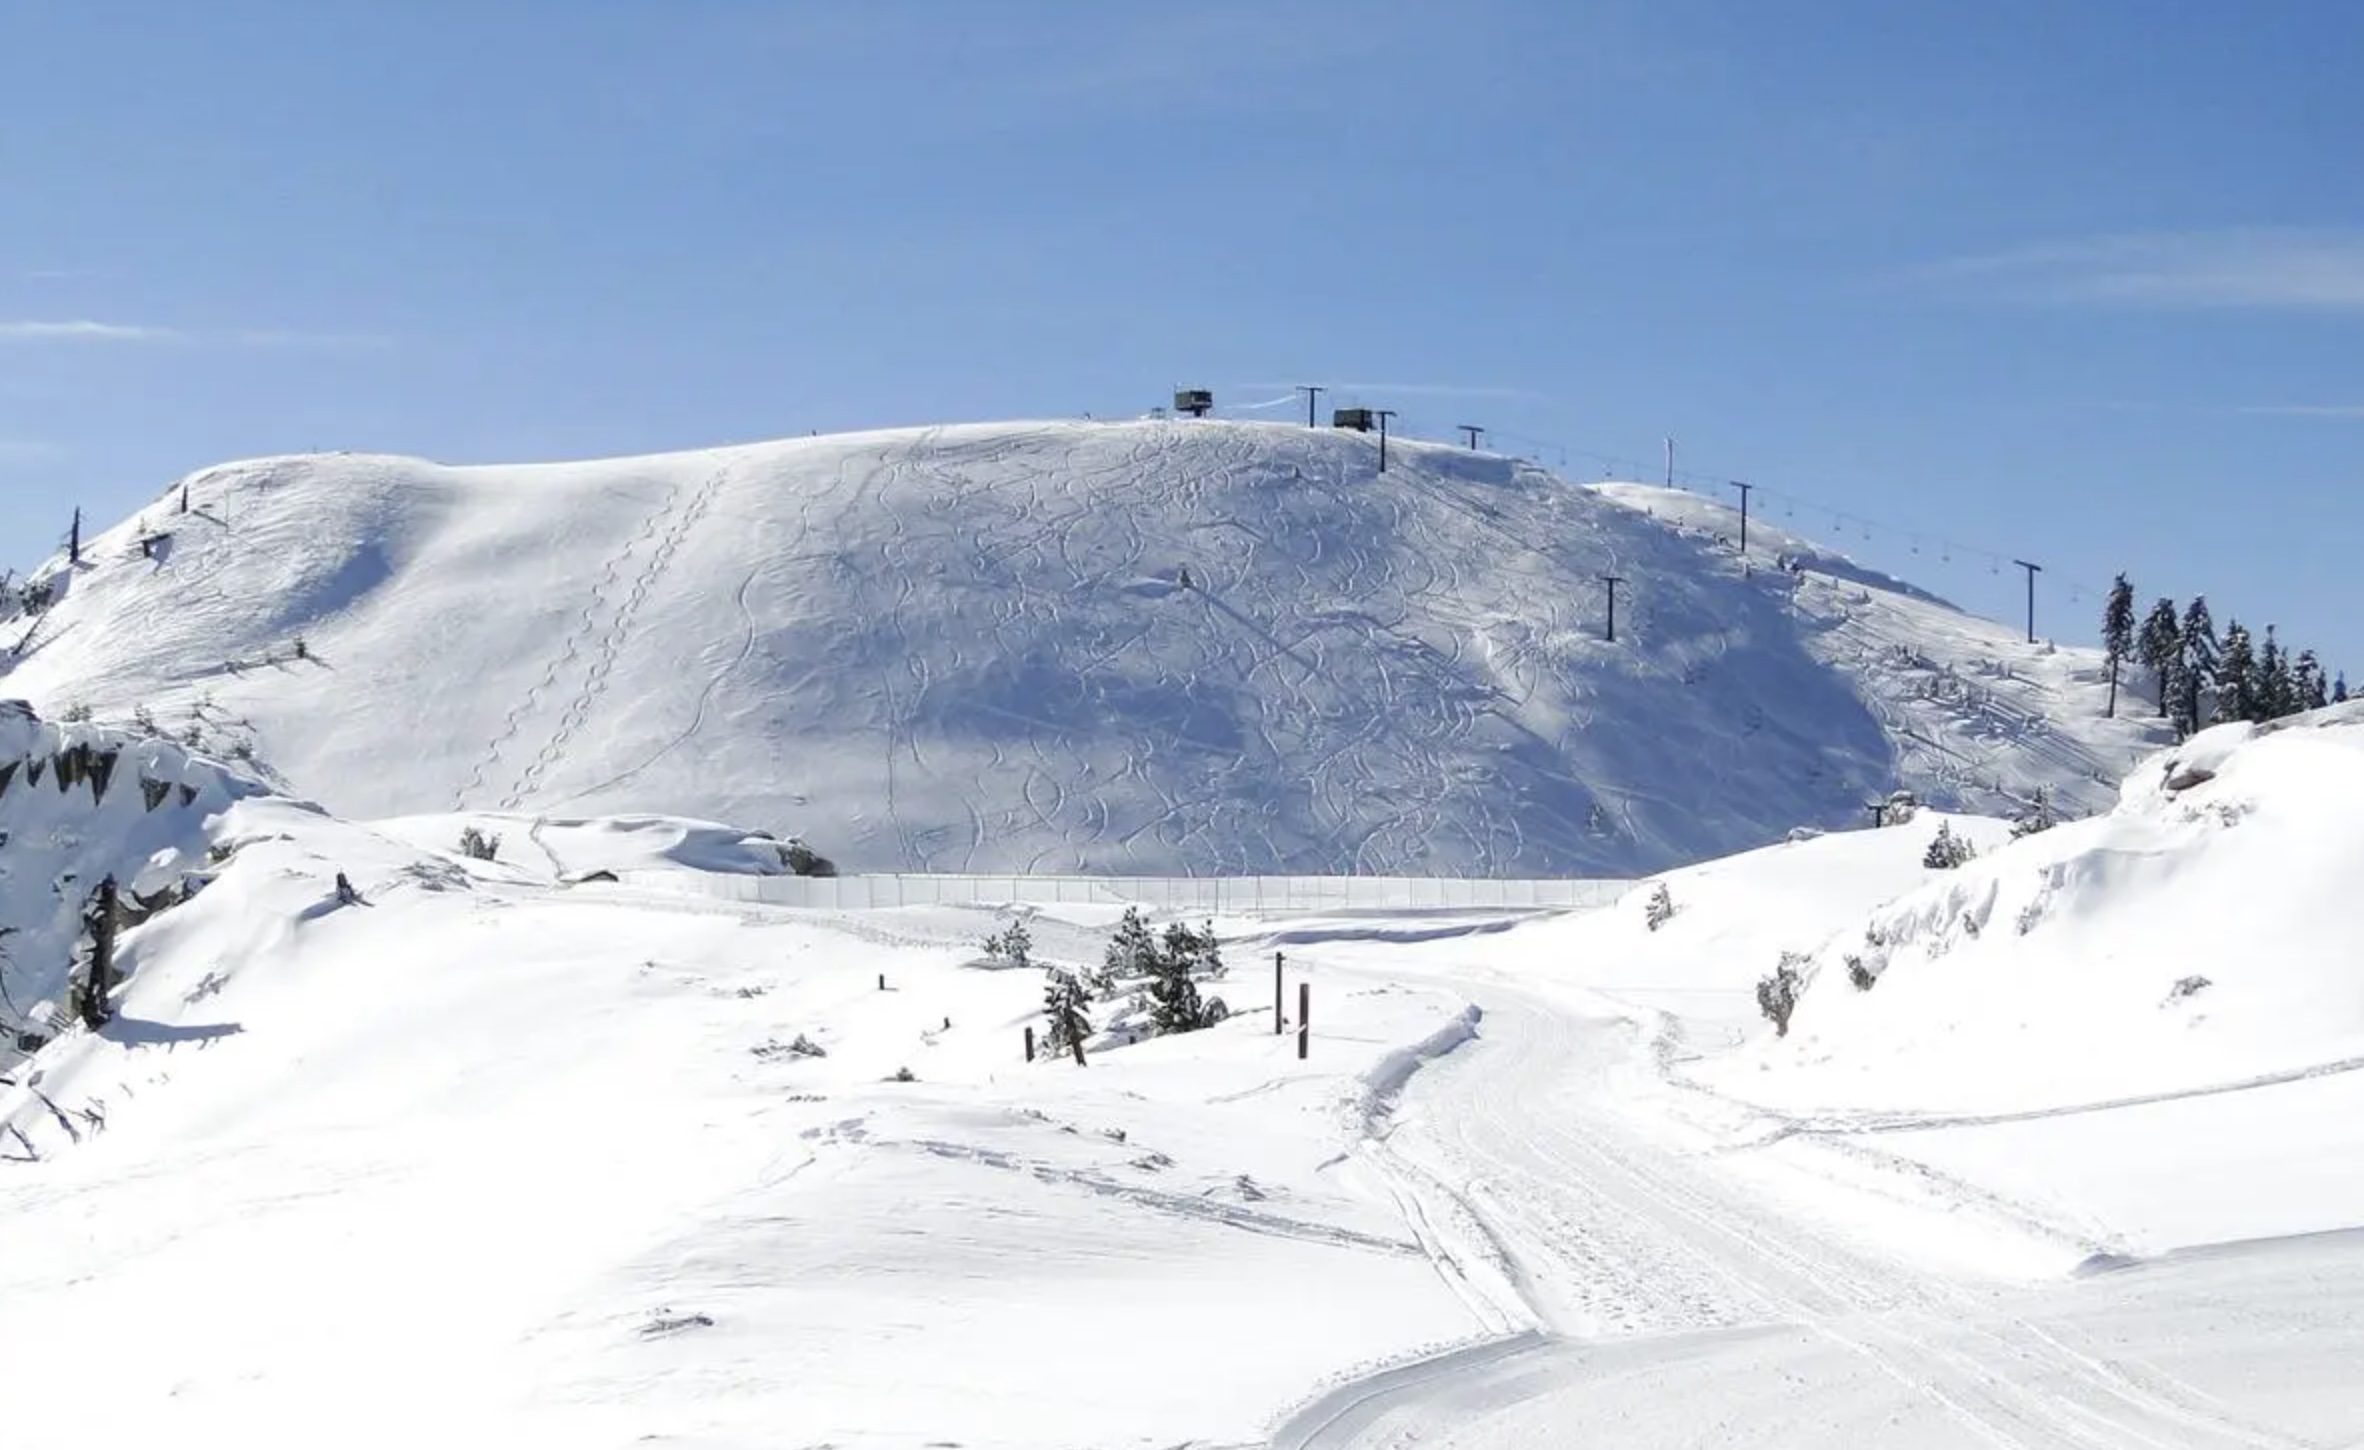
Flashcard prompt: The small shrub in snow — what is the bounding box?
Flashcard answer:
[1844,954,1875,991]
[2167,975,2211,1002]
[887,1065,916,1083]
[457,826,501,861]
[1756,956,1803,1037]
[1923,822,1976,870]
[1643,882,1676,932]
[62,701,92,724]
[1882,790,1920,826]
[980,918,1033,969]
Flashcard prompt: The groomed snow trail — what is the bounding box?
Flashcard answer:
[1301,979,2322,1449]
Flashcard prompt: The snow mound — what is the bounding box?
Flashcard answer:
[4,420,2167,875]
[370,810,813,880]
[1712,701,2364,1114]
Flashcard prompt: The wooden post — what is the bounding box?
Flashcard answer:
[1274,951,1284,1034]
[1297,982,1310,1060]
[1024,1025,1035,1062]
[877,973,885,991]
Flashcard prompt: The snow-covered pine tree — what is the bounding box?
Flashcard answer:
[1159,919,1224,980]
[2101,574,2136,718]
[2178,597,2219,734]
[2258,625,2295,720]
[1147,949,1206,1033]
[982,917,1033,969]
[1923,821,1976,869]
[2137,597,2182,721]
[1756,957,1801,1037]
[2294,649,2329,713]
[2336,672,2351,705]
[1644,882,1676,931]
[1103,906,1159,984]
[2214,621,2255,724]
[1042,968,1093,1064]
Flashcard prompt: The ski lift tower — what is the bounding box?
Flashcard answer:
[1173,388,1215,418]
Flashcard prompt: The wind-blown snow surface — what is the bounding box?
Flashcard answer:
[5,718,2360,1446]
[2,421,2165,874]
[0,795,1482,1448]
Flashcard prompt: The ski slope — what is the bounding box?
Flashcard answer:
[1,420,2167,876]
[2,705,2358,1447]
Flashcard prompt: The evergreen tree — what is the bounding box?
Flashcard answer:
[2258,626,2295,720]
[1923,821,1976,869]
[2335,672,2351,705]
[1042,968,1093,1064]
[1147,951,1206,1033]
[2293,649,2329,713]
[2214,622,2256,724]
[2100,574,2136,717]
[1102,906,1159,982]
[2177,597,2219,735]
[2137,598,2181,720]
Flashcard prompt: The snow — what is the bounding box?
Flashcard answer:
[3,711,2360,1445]
[1,784,1484,1447]
[3,421,2167,876]
[0,427,2352,1447]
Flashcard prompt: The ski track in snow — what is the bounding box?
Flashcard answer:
[1288,974,2318,1450]
[9,422,2176,877]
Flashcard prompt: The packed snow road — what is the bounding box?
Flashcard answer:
[1287,972,2360,1449]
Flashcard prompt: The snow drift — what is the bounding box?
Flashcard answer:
[1712,701,2364,1114]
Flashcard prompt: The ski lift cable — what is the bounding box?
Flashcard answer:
[1491,421,2130,601]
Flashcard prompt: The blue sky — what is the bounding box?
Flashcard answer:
[5,0,2359,675]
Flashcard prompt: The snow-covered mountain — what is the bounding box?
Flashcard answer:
[1,419,2169,875]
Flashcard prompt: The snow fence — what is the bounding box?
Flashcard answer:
[613,872,1633,913]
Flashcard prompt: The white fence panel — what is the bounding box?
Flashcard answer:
[613,871,1636,914]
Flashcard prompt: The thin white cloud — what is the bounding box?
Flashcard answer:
[0,320,390,349]
[2235,403,2364,418]
[1917,229,2364,310]
[0,319,185,342]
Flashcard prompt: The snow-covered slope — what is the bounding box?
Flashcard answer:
[0,779,1485,1448]
[1594,482,2170,821]
[1712,700,2364,1114]
[2,421,2166,875]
